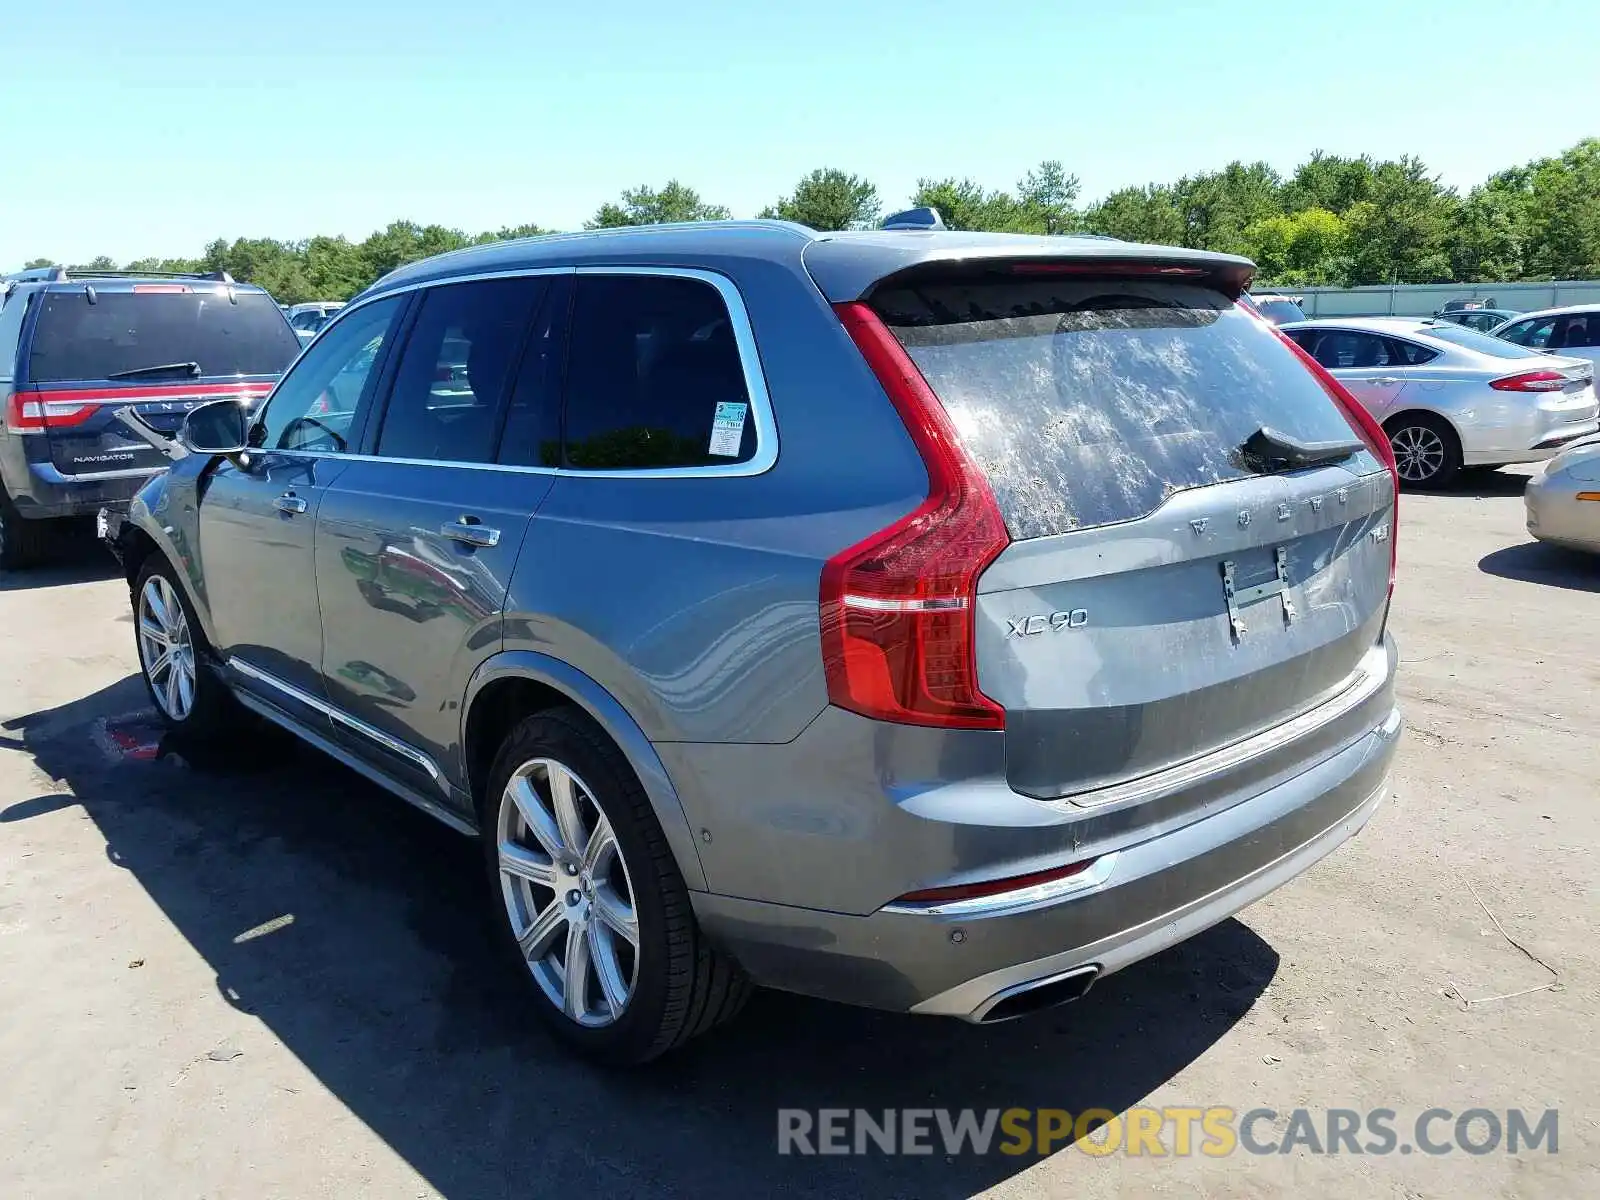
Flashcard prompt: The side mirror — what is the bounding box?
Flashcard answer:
[180,399,249,455]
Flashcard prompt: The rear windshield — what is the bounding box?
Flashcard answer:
[26,290,301,383]
[1416,322,1543,359]
[874,278,1376,539]
[1253,298,1306,324]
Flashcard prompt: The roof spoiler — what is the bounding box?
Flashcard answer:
[805,236,1256,304]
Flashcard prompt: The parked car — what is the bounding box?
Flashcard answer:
[1491,305,1600,370]
[1244,292,1306,324]
[1280,317,1598,488]
[104,223,1403,1064]
[1433,307,1521,333]
[0,266,301,568]
[287,301,345,332]
[1525,439,1600,553]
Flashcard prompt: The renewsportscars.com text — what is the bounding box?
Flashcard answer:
[776,1106,1558,1158]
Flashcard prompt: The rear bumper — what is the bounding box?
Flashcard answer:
[688,655,1402,1018]
[1,456,159,519]
[1525,475,1600,552]
[1461,404,1598,466]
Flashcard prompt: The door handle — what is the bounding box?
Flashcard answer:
[1375,377,1399,386]
[273,492,308,515]
[441,518,500,548]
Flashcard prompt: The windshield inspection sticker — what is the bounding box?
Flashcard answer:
[708,401,748,457]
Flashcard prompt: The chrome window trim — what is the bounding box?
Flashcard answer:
[254,265,778,480]
[227,656,448,791]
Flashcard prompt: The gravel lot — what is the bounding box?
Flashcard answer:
[2,467,1596,1199]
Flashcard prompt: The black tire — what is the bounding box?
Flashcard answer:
[1384,412,1462,490]
[481,706,750,1064]
[0,487,60,571]
[132,555,238,738]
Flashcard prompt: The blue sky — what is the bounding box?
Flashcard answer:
[3,0,1597,269]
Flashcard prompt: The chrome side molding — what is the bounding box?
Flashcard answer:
[226,657,448,790]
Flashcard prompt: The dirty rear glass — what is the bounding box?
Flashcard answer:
[873,279,1375,540]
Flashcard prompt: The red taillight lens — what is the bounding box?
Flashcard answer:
[1264,322,1399,592]
[1490,370,1569,392]
[823,302,1010,730]
[4,390,94,433]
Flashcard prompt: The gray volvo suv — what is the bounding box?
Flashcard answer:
[105,221,1403,1064]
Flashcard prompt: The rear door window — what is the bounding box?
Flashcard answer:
[1310,331,1393,369]
[0,290,31,382]
[26,290,301,382]
[561,274,756,469]
[872,278,1374,540]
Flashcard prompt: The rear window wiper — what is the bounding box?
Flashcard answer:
[105,360,202,380]
[1240,425,1366,472]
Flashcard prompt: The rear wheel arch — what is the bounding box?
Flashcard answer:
[461,653,708,891]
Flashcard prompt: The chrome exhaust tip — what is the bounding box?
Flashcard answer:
[971,965,1099,1024]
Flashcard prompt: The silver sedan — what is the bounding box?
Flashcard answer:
[1526,439,1600,552]
[1281,317,1597,488]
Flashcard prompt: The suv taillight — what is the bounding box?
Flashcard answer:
[1267,323,1399,594]
[5,389,94,434]
[822,303,1010,730]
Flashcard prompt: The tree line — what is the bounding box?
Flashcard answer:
[23,139,1598,305]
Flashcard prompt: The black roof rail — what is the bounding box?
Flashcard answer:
[55,268,236,285]
[2,266,69,283]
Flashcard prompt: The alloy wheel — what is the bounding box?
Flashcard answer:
[1390,424,1446,484]
[138,575,197,721]
[496,757,640,1028]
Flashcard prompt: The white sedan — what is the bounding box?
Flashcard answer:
[1281,317,1597,488]
[1526,439,1600,553]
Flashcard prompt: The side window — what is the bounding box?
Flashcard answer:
[1312,331,1389,370]
[1508,318,1555,349]
[373,277,546,464]
[1283,329,1317,353]
[1555,315,1596,349]
[0,290,32,382]
[1388,339,1437,366]
[563,274,757,470]
[252,296,403,453]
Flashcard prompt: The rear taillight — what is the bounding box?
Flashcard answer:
[1490,370,1570,392]
[1265,323,1399,593]
[894,858,1098,905]
[823,302,1010,730]
[4,390,95,433]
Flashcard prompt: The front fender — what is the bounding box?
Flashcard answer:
[463,651,708,891]
[119,465,221,653]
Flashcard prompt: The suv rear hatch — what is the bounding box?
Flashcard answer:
[833,253,1396,808]
[13,286,299,475]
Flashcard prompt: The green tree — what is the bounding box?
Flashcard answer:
[910,178,1023,231]
[587,181,729,228]
[1174,161,1284,254]
[22,257,56,270]
[1521,138,1600,278]
[1084,184,1185,244]
[760,168,880,230]
[1281,152,1375,215]
[1243,207,1348,284]
[1015,160,1081,234]
[72,255,118,271]
[1340,157,1458,284]
[1449,187,1524,282]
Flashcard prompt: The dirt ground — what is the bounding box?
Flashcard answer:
[2,468,1596,1199]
